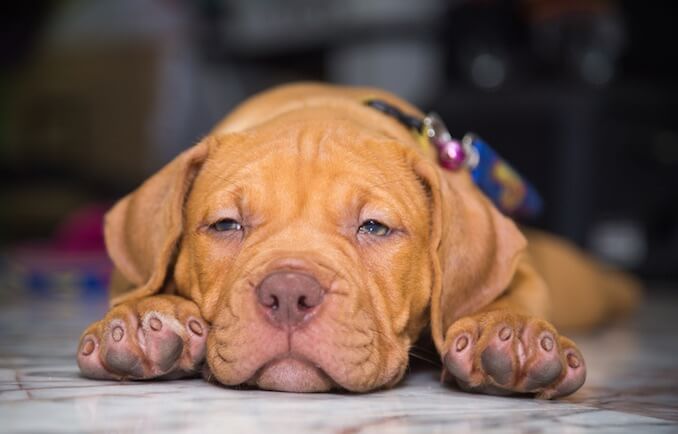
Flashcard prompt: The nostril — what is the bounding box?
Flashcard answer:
[298,296,309,310]
[261,294,279,310]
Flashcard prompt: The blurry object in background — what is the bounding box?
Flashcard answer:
[327,38,444,106]
[447,1,517,91]
[0,204,111,299]
[210,0,447,104]
[0,1,54,70]
[7,0,200,187]
[0,178,93,242]
[589,219,647,268]
[447,0,626,90]
[586,93,678,278]
[52,203,108,252]
[214,0,445,54]
[526,0,626,86]
[2,0,223,244]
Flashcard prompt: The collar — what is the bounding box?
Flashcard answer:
[365,99,543,219]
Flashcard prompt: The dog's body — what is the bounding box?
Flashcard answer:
[77,83,640,398]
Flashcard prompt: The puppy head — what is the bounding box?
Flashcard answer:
[104,108,524,392]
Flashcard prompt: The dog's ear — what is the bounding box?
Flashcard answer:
[105,139,211,306]
[414,158,526,352]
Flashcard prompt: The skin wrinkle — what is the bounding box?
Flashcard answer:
[321,315,383,382]
[213,334,267,380]
[324,296,394,388]
[332,307,403,387]
[201,270,237,323]
[329,320,376,351]
[322,327,376,366]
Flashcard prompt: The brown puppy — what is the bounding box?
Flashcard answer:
[77,83,640,398]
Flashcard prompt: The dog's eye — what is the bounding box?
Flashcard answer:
[210,218,242,232]
[358,219,391,236]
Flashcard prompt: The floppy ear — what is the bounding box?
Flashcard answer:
[105,139,211,306]
[415,159,527,352]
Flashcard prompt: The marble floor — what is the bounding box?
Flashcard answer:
[1,289,677,434]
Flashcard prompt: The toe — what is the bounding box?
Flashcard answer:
[480,325,517,386]
[443,333,474,382]
[77,334,116,379]
[102,320,146,378]
[183,317,208,369]
[539,339,586,399]
[142,313,185,374]
[442,317,481,386]
[521,333,564,392]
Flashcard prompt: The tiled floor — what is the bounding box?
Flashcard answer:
[1,290,677,433]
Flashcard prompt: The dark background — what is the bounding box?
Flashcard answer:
[1,0,676,292]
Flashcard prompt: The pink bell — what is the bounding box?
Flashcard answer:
[437,139,467,171]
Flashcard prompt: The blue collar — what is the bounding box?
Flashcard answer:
[366,100,543,220]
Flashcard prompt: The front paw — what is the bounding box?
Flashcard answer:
[441,311,586,399]
[77,295,208,380]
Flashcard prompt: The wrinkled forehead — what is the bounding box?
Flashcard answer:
[191,117,429,222]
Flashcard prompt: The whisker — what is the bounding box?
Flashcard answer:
[410,344,440,357]
[408,351,441,368]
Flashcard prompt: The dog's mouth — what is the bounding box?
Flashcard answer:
[249,355,335,392]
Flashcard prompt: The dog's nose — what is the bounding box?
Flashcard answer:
[256,272,324,327]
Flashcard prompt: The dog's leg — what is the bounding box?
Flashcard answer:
[77,295,208,380]
[440,260,586,399]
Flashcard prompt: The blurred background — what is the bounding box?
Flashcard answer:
[1,0,676,298]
